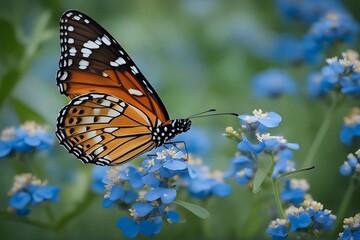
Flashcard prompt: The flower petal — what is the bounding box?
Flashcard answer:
[117,217,140,238]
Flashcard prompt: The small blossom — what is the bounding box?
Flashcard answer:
[338,213,360,240]
[8,173,60,216]
[339,150,360,176]
[251,69,297,99]
[239,109,282,133]
[0,121,54,157]
[266,218,289,240]
[340,107,360,146]
[238,134,299,155]
[286,206,312,231]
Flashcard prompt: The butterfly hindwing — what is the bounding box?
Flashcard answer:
[56,93,157,165]
[56,10,169,122]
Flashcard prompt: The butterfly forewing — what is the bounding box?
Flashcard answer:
[57,10,169,122]
[56,93,157,165]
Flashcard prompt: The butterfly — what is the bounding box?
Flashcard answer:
[55,10,191,166]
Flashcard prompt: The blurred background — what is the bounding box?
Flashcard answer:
[0,0,360,239]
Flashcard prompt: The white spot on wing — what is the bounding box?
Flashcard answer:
[81,48,92,58]
[84,40,100,49]
[102,35,111,46]
[69,47,77,56]
[68,26,74,32]
[128,88,143,96]
[79,60,89,69]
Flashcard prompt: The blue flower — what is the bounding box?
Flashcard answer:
[238,134,299,155]
[102,165,143,207]
[117,216,162,238]
[287,208,312,231]
[251,69,297,99]
[266,218,289,240]
[239,109,282,133]
[338,213,360,240]
[91,166,110,193]
[339,151,360,177]
[0,121,54,158]
[144,188,177,204]
[340,107,360,146]
[280,179,309,205]
[8,173,60,216]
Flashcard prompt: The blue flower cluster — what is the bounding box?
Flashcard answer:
[0,121,54,157]
[308,50,360,99]
[226,110,299,185]
[251,69,297,99]
[338,213,360,240]
[339,150,360,177]
[280,178,309,205]
[100,148,195,238]
[267,199,336,239]
[8,173,60,216]
[340,107,360,146]
[304,13,358,57]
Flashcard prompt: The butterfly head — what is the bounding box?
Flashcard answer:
[153,118,191,147]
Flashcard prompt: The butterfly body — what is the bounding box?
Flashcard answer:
[56,10,191,166]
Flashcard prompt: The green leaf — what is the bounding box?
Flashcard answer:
[252,168,267,193]
[0,68,21,107]
[10,96,46,123]
[252,156,273,193]
[174,200,210,219]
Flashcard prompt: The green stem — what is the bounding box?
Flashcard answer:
[332,177,356,235]
[271,178,285,219]
[0,210,52,229]
[302,93,341,168]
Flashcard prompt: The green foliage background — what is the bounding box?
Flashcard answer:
[0,0,359,239]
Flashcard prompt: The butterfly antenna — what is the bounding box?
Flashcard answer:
[188,109,238,119]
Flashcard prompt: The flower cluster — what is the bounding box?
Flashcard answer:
[338,213,360,240]
[0,121,54,157]
[100,148,194,238]
[308,50,360,99]
[266,199,336,239]
[226,110,299,186]
[340,107,360,146]
[339,150,360,177]
[8,173,60,216]
[304,13,359,57]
